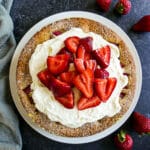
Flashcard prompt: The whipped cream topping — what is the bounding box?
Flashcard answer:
[29,28,128,128]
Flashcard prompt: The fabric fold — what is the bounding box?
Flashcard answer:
[0,0,22,150]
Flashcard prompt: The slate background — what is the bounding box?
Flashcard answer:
[10,0,150,149]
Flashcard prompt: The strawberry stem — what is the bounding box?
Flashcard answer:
[116,4,124,14]
[117,130,126,143]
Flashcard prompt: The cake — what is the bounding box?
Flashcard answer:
[16,18,136,137]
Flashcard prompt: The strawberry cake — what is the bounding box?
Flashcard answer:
[16,18,136,137]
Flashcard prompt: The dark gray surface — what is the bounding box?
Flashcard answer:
[10,0,150,149]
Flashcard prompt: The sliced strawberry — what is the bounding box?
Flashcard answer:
[50,77,71,97]
[57,47,74,63]
[52,31,62,36]
[37,71,71,96]
[84,60,97,72]
[23,85,31,95]
[74,58,85,73]
[74,59,97,73]
[94,68,109,79]
[92,45,111,68]
[60,71,76,85]
[64,36,80,53]
[77,44,91,60]
[37,69,52,89]
[77,96,101,110]
[55,91,74,109]
[76,37,93,60]
[73,69,94,98]
[76,45,85,59]
[79,37,93,52]
[47,54,70,75]
[57,47,67,54]
[37,69,73,108]
[95,78,117,102]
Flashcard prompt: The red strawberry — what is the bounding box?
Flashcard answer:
[37,69,52,89]
[37,70,72,97]
[50,77,71,97]
[60,71,76,85]
[77,96,101,110]
[84,60,97,72]
[76,44,91,60]
[132,112,150,134]
[74,58,85,73]
[115,0,131,15]
[23,85,32,96]
[47,54,70,75]
[74,59,97,73]
[64,36,80,53]
[57,47,68,54]
[132,15,150,32]
[79,37,93,52]
[92,45,111,68]
[57,47,74,62]
[77,44,85,59]
[52,30,62,36]
[73,69,94,98]
[95,77,117,102]
[96,0,112,12]
[55,91,74,109]
[94,68,109,79]
[114,130,133,150]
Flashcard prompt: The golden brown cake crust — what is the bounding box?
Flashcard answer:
[16,18,136,137]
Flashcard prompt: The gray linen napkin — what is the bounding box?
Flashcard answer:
[0,0,22,149]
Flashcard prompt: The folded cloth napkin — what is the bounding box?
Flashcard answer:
[0,0,22,149]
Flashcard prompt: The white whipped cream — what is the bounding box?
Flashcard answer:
[29,28,128,128]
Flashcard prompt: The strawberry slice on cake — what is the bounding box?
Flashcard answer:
[73,69,94,98]
[47,54,70,75]
[77,96,101,110]
[95,78,117,102]
[65,36,80,53]
[92,45,111,68]
[36,35,118,111]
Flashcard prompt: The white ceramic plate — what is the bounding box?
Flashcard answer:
[9,11,142,144]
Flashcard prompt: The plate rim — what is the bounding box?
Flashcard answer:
[9,10,142,144]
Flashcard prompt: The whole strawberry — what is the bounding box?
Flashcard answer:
[96,0,112,12]
[132,111,150,134]
[132,15,150,32]
[114,130,133,150]
[115,0,131,15]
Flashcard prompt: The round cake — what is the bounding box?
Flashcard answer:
[16,17,136,137]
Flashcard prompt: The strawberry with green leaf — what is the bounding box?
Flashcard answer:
[115,0,131,15]
[114,130,133,150]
